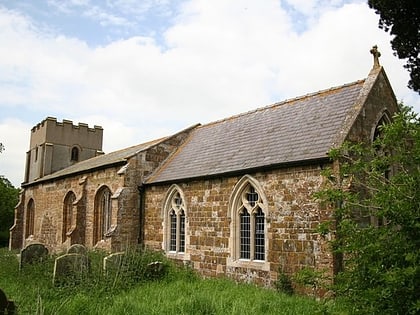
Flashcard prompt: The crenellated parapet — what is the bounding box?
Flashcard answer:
[30,117,103,149]
[25,117,104,183]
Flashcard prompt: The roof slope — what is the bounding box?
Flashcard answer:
[24,138,165,185]
[147,79,366,184]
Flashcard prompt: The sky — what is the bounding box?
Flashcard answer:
[0,0,419,188]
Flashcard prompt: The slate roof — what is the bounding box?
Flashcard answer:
[147,79,366,184]
[24,138,165,186]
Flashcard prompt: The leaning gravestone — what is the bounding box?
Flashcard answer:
[67,244,87,256]
[0,288,16,314]
[53,253,90,286]
[19,243,48,270]
[103,252,125,275]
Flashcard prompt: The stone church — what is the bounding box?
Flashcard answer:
[10,49,398,286]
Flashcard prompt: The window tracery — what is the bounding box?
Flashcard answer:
[229,176,267,264]
[164,186,187,255]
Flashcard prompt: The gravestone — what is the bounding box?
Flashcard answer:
[103,252,125,275]
[53,253,90,286]
[145,261,166,279]
[0,288,15,315]
[67,244,87,256]
[19,243,48,270]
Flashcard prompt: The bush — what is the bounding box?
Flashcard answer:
[315,105,420,314]
[275,270,294,295]
[294,267,330,297]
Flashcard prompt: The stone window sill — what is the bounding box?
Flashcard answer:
[166,251,190,261]
[226,257,270,271]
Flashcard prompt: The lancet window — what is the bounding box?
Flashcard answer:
[164,186,187,254]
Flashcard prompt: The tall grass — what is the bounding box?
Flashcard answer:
[0,248,347,314]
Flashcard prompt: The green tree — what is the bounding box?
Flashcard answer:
[368,0,420,94]
[0,176,19,247]
[315,105,420,314]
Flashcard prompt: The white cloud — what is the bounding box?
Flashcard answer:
[0,119,30,187]
[0,1,418,188]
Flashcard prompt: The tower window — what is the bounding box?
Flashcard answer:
[71,147,79,162]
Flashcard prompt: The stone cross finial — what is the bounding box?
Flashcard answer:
[370,45,381,68]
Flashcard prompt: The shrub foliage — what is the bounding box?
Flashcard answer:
[315,105,420,314]
[0,176,19,247]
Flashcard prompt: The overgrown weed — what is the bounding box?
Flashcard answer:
[0,247,348,314]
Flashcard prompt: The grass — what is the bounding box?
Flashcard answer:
[0,247,348,314]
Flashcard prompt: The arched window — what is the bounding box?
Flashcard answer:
[373,112,391,143]
[163,185,187,254]
[372,112,392,179]
[371,112,392,227]
[25,199,35,238]
[93,186,112,245]
[71,147,79,162]
[229,176,268,262]
[63,191,76,242]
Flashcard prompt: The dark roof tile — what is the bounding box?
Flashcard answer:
[147,80,366,183]
[24,138,165,185]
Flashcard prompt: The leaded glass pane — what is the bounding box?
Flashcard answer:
[174,192,182,208]
[254,207,265,260]
[240,209,251,259]
[179,210,185,252]
[246,187,259,207]
[169,210,177,251]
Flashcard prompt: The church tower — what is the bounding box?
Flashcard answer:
[24,117,103,183]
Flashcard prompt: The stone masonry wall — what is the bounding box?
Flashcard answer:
[144,163,333,287]
[10,125,196,253]
[346,68,399,144]
[16,165,126,253]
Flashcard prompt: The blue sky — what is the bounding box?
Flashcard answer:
[0,0,419,187]
[1,0,179,47]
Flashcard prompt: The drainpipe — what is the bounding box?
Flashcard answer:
[137,184,145,247]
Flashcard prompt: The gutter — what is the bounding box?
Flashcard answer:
[144,156,331,187]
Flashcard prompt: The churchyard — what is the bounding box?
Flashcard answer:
[0,245,348,314]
